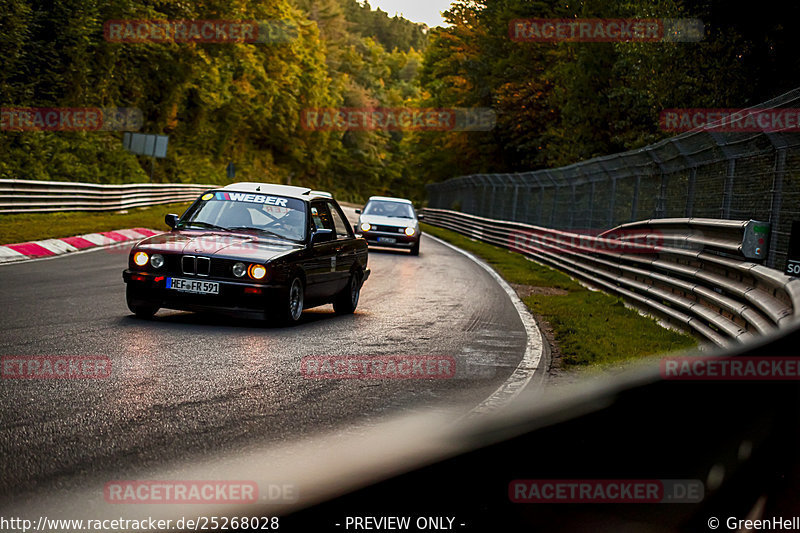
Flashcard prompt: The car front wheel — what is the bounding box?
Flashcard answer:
[126,285,159,319]
[273,276,304,325]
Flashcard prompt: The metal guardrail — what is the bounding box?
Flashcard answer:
[0,179,213,213]
[426,87,800,270]
[422,208,800,346]
[601,217,770,260]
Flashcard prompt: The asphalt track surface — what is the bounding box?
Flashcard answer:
[0,210,532,507]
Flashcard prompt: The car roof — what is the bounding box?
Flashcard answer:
[367,196,413,205]
[220,182,332,201]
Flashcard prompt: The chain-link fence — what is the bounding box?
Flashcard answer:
[426,88,800,269]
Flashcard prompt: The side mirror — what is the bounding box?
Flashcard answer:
[354,209,362,214]
[310,228,335,245]
[165,214,178,229]
[417,213,425,220]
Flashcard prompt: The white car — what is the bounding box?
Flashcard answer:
[355,196,422,255]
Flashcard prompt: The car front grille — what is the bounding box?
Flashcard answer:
[181,255,211,276]
[160,255,240,279]
[372,225,406,233]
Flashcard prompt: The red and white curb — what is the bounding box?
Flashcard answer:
[0,228,160,264]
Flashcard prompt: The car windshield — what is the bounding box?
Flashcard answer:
[363,200,415,218]
[177,193,307,242]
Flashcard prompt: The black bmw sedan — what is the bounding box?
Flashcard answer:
[123,182,369,324]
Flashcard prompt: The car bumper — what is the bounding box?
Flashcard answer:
[361,232,418,248]
[123,270,284,319]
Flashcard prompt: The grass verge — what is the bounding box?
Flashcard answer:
[0,203,192,245]
[422,223,697,369]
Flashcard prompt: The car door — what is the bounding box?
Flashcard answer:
[305,201,339,301]
[327,200,358,291]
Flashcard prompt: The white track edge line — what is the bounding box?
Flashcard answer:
[424,233,546,418]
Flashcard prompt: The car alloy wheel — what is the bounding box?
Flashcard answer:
[288,277,304,322]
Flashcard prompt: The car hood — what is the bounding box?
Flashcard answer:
[135,231,302,262]
[359,214,418,227]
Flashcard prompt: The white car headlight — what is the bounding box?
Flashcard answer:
[232,262,247,278]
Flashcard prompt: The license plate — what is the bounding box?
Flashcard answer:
[167,277,219,295]
[377,237,397,244]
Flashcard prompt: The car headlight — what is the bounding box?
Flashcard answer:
[150,254,165,269]
[405,227,416,236]
[133,251,149,266]
[248,264,267,280]
[360,222,371,232]
[232,262,247,278]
